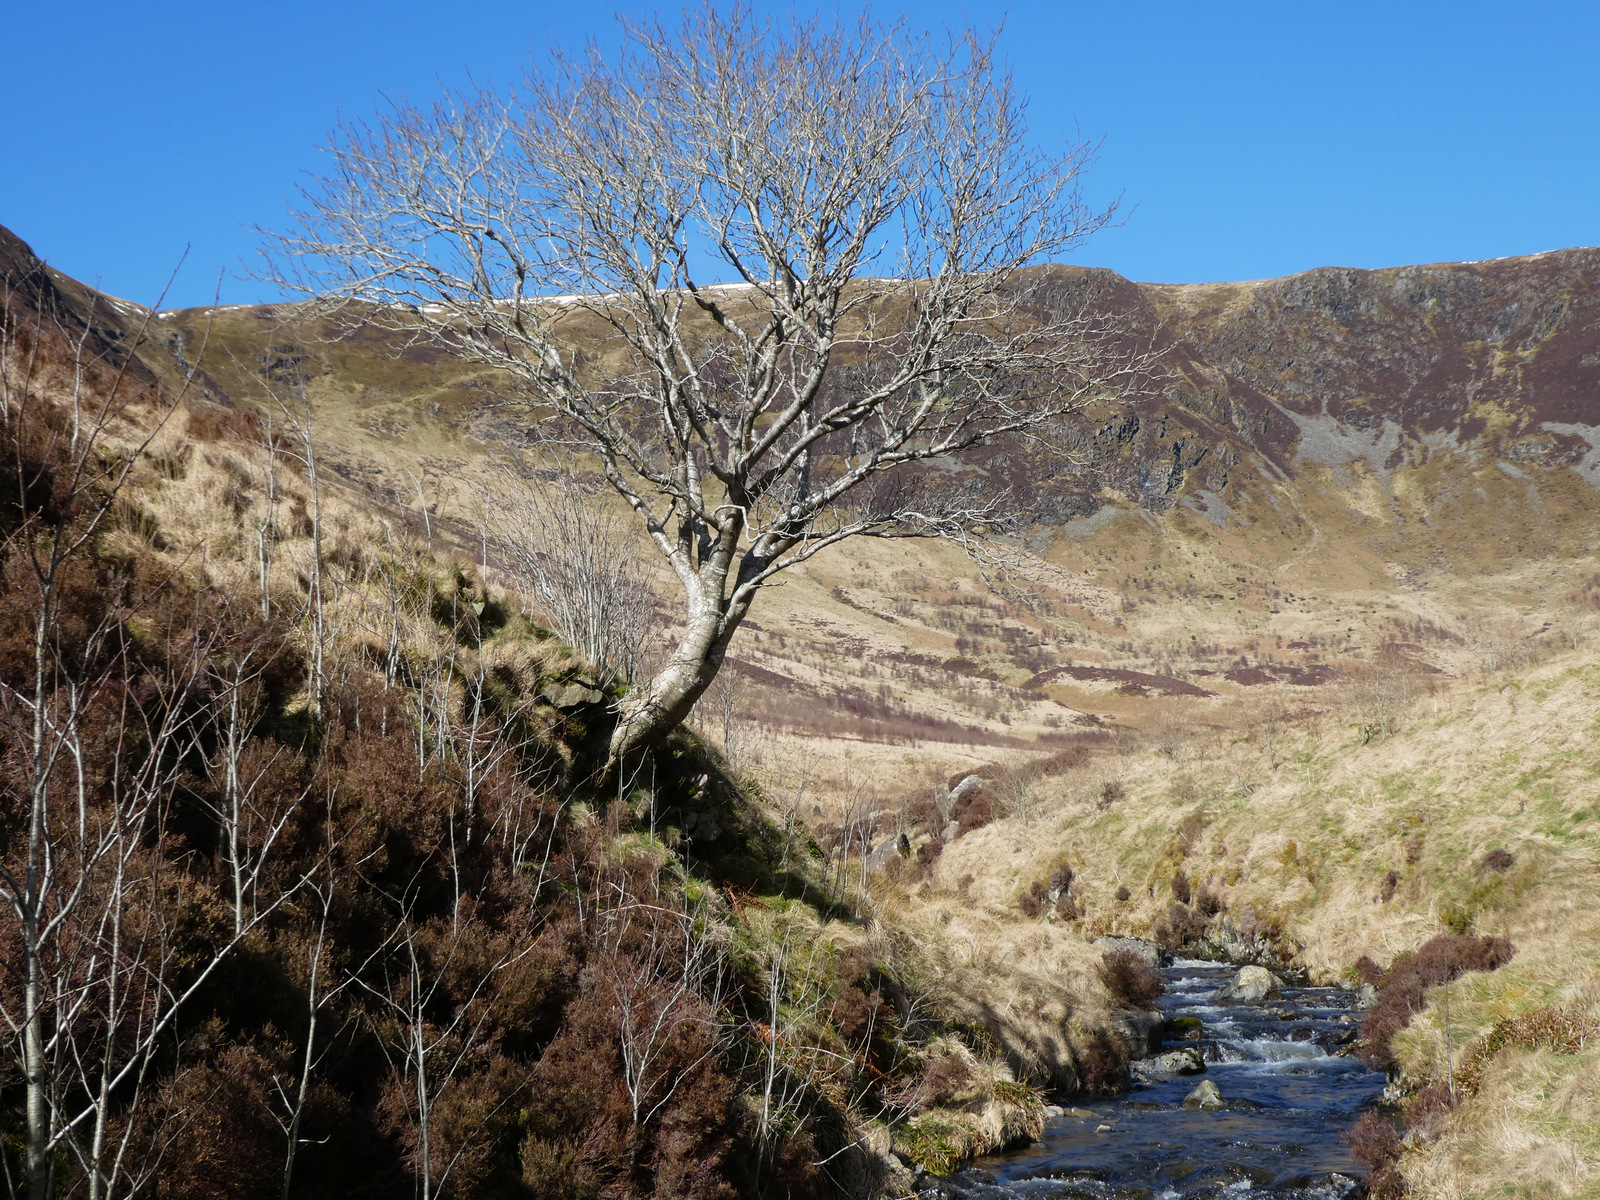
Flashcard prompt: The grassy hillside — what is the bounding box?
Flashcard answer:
[8,219,1600,1196]
[884,625,1600,1197]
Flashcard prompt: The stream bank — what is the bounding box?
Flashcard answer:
[924,960,1385,1198]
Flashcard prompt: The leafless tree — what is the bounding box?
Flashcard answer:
[592,895,727,1134]
[0,269,307,1200]
[266,4,1145,774]
[482,463,658,685]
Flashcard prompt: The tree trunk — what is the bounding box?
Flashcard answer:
[605,597,739,776]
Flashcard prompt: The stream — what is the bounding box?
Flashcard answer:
[934,960,1385,1200]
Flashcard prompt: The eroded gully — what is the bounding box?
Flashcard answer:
[932,960,1385,1200]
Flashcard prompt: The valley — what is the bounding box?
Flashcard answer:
[3,218,1599,1198]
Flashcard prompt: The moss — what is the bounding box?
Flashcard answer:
[895,1113,971,1176]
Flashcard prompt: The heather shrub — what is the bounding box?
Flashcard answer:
[1016,889,1044,919]
[1455,1005,1598,1097]
[1114,885,1131,902]
[1098,948,1164,1010]
[952,786,995,835]
[889,1053,973,1113]
[1380,870,1400,903]
[1479,847,1515,874]
[1054,893,1078,921]
[1074,1031,1131,1094]
[1344,1111,1406,1199]
[1048,861,1074,894]
[1359,934,1516,1069]
[1170,870,1192,905]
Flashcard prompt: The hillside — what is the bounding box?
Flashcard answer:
[5,218,1600,1197]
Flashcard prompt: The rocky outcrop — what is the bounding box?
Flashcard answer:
[1093,936,1172,969]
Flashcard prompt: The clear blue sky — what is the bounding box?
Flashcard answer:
[3,1,1595,309]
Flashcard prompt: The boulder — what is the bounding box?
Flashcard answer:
[948,774,986,804]
[1130,1047,1205,1082]
[1113,1009,1165,1059]
[865,837,901,871]
[1182,1079,1225,1112]
[1165,1015,1205,1041]
[1093,936,1173,969]
[539,680,605,708]
[1213,964,1283,1003]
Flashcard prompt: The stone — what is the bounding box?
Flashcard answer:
[1182,1079,1225,1112]
[948,774,986,805]
[1093,936,1173,969]
[1165,1015,1205,1041]
[1131,1047,1205,1082]
[1213,964,1283,1003]
[539,681,605,708]
[865,838,901,871]
[1113,1009,1165,1058]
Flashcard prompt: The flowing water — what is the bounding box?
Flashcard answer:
[933,960,1385,1200]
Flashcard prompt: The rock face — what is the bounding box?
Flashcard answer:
[1182,1079,1225,1112]
[1093,936,1173,969]
[1213,965,1284,1003]
[1197,915,1284,969]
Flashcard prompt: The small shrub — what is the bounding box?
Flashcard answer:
[1170,870,1192,905]
[1098,948,1164,1010]
[1114,885,1131,902]
[1074,1031,1131,1094]
[1098,780,1125,809]
[1380,870,1400,903]
[1353,955,1384,987]
[953,788,995,835]
[1054,893,1078,921]
[893,1054,973,1113]
[1404,835,1424,865]
[1359,934,1516,1069]
[1048,860,1074,894]
[1479,848,1515,874]
[1194,885,1224,918]
[1159,902,1199,948]
[1403,1081,1456,1132]
[1016,890,1043,919]
[1456,1005,1598,1097]
[1344,1112,1406,1199]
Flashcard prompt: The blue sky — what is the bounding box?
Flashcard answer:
[3,1,1596,309]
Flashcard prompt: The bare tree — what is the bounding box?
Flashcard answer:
[0,268,309,1200]
[267,4,1143,774]
[483,462,658,685]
